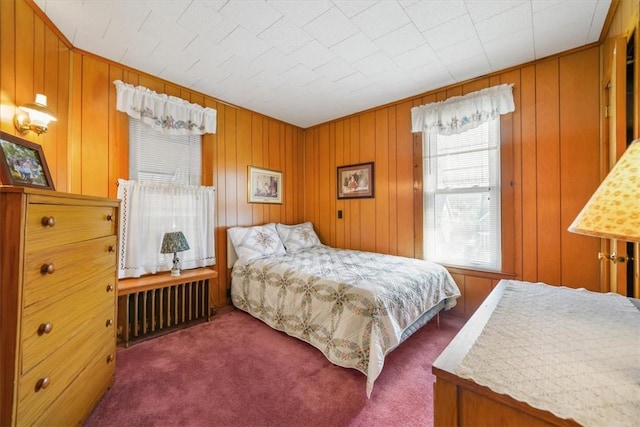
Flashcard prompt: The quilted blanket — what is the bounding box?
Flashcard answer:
[231,245,460,396]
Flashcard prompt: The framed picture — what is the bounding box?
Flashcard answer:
[337,162,374,199]
[0,131,54,190]
[248,165,282,204]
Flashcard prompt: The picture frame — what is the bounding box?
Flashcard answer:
[0,131,55,190]
[337,162,374,199]
[248,165,282,204]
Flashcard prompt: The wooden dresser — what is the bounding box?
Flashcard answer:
[0,186,120,426]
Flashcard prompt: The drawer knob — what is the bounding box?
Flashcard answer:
[38,322,53,335]
[106,354,114,363]
[106,214,114,221]
[40,263,55,275]
[36,377,50,391]
[106,284,114,292]
[108,245,115,253]
[106,319,113,327]
[41,216,56,227]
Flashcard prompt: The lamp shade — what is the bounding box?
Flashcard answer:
[160,231,190,253]
[568,139,640,242]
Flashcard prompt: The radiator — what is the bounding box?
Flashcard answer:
[118,275,213,347]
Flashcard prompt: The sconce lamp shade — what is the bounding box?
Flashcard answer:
[14,94,58,135]
[160,231,190,276]
[568,140,640,242]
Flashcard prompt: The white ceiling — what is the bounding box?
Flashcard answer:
[33,0,612,129]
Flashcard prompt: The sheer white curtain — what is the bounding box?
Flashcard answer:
[117,179,216,279]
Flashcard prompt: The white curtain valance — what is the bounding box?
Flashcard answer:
[411,83,515,135]
[114,80,217,135]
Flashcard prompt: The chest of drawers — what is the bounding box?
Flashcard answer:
[0,186,120,425]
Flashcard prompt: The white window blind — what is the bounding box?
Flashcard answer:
[423,118,501,271]
[129,117,201,184]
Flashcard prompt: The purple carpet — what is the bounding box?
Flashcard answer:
[85,309,465,427]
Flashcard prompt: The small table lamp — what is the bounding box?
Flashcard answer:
[160,231,190,276]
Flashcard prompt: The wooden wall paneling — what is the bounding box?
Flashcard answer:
[295,128,304,223]
[496,72,517,275]
[520,65,538,282]
[284,125,294,224]
[0,0,16,133]
[396,100,414,258]
[224,105,238,230]
[335,120,345,248]
[236,109,252,226]
[15,0,35,138]
[108,65,125,198]
[54,38,70,192]
[349,117,361,250]
[69,54,83,192]
[535,59,562,285]
[80,55,110,197]
[559,48,601,291]
[328,122,337,245]
[41,24,57,181]
[374,108,390,254]
[387,105,398,255]
[267,120,281,224]
[250,114,264,225]
[215,103,228,302]
[33,6,45,97]
[304,127,317,232]
[359,111,376,252]
[317,124,331,244]
[501,70,523,280]
[464,276,493,317]
[412,97,426,260]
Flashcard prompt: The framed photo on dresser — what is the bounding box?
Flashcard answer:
[0,131,54,190]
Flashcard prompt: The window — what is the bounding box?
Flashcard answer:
[129,118,201,184]
[423,118,501,271]
[117,118,215,279]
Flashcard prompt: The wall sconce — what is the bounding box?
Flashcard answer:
[14,94,57,135]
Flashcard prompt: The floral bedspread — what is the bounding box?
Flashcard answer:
[230,245,460,396]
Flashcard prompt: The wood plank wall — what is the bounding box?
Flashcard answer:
[2,0,636,317]
[304,47,602,317]
[1,0,305,308]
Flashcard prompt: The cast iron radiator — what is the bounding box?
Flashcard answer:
[117,269,216,347]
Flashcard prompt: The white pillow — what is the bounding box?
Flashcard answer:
[276,222,321,253]
[228,223,286,264]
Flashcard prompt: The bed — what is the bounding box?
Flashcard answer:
[227,222,461,397]
[432,279,640,426]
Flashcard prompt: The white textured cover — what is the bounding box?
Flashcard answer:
[456,280,640,426]
[231,246,461,397]
[227,223,286,264]
[276,222,321,253]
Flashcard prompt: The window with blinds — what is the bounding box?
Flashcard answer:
[129,118,201,184]
[423,118,501,271]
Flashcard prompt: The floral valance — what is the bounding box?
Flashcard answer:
[114,80,217,135]
[411,83,515,135]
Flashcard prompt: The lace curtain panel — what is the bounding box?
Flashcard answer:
[114,80,217,136]
[117,179,216,279]
[411,83,515,135]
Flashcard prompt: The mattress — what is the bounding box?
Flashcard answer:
[230,245,460,396]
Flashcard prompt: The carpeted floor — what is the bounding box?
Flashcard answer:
[85,309,465,427]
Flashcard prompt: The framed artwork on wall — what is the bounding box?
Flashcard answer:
[248,165,282,204]
[337,162,374,199]
[0,131,54,190]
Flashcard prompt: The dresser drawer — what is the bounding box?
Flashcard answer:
[25,203,116,252]
[23,236,117,308]
[21,271,116,374]
[16,307,116,425]
[31,344,115,426]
